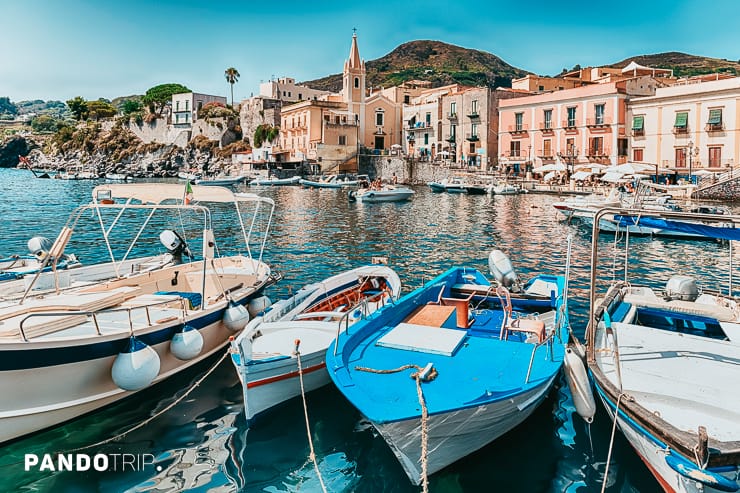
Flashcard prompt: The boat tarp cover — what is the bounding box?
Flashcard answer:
[92,184,272,205]
[616,215,740,241]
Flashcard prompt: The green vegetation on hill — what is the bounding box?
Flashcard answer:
[608,52,740,78]
[303,40,529,91]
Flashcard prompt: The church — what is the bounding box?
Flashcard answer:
[278,32,424,172]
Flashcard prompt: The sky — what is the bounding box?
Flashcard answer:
[1,0,739,103]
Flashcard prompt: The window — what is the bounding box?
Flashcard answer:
[175,114,179,124]
[633,148,644,161]
[339,135,347,145]
[354,77,359,88]
[674,112,688,133]
[567,107,576,127]
[618,138,628,157]
[298,93,302,100]
[376,112,384,126]
[335,116,340,124]
[707,109,723,130]
[544,109,552,130]
[632,115,645,136]
[675,148,686,167]
[709,146,722,166]
[543,139,552,157]
[323,114,329,122]
[471,123,478,137]
[424,133,429,145]
[566,138,575,155]
[538,85,545,91]
[176,101,180,111]
[510,140,520,157]
[185,100,189,111]
[589,137,603,155]
[197,101,203,111]
[288,92,291,97]
[595,104,605,125]
[471,100,478,115]
[425,112,431,126]
[451,124,456,137]
[450,102,456,117]
[404,95,410,104]
[283,91,286,97]
[515,113,523,131]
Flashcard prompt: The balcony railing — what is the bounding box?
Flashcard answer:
[562,120,577,129]
[539,123,554,132]
[502,151,526,160]
[537,150,555,159]
[407,122,433,131]
[445,135,456,143]
[467,111,480,119]
[586,118,610,127]
[586,147,610,157]
[673,126,689,136]
[705,123,725,132]
[632,129,645,137]
[466,133,480,141]
[447,112,458,120]
[508,124,528,134]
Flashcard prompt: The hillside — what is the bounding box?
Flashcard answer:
[609,52,740,77]
[303,40,529,92]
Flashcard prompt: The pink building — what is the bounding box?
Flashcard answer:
[498,77,658,176]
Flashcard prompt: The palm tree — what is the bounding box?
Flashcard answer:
[224,67,240,107]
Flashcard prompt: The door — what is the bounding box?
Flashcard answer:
[374,136,384,150]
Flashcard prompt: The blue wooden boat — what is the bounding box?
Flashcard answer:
[326,261,569,485]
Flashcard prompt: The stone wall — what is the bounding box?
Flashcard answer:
[239,97,281,147]
[694,176,740,200]
[126,118,191,147]
[359,156,478,184]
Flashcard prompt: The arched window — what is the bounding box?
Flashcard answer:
[354,77,359,88]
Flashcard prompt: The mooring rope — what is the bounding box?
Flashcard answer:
[601,392,625,493]
[0,349,230,468]
[355,363,437,492]
[293,339,328,493]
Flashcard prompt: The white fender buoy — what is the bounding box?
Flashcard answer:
[223,300,250,331]
[170,324,204,360]
[564,347,596,423]
[247,296,272,318]
[112,336,161,391]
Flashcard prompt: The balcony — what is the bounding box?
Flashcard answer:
[407,122,433,131]
[586,118,611,128]
[467,111,480,119]
[562,120,577,130]
[706,122,725,133]
[447,112,458,120]
[508,124,528,135]
[502,151,525,160]
[537,150,555,160]
[445,134,456,143]
[632,129,645,137]
[539,123,554,133]
[586,147,610,158]
[673,126,689,136]
[466,133,479,142]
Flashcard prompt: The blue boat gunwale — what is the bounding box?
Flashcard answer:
[326,267,569,423]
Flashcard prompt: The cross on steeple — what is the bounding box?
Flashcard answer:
[352,27,357,35]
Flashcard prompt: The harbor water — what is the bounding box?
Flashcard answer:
[1,167,734,492]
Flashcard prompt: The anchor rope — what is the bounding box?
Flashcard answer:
[355,364,437,492]
[0,349,230,468]
[601,392,625,493]
[293,341,328,493]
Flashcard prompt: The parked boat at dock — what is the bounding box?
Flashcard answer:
[582,208,740,493]
[0,237,80,283]
[194,175,246,186]
[326,249,571,485]
[105,173,132,182]
[348,185,415,203]
[0,183,279,444]
[230,265,401,421]
[249,176,302,186]
[299,175,367,189]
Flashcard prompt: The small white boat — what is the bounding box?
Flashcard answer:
[230,265,401,421]
[583,208,740,493]
[348,186,415,203]
[105,173,132,182]
[194,175,246,186]
[299,175,366,189]
[489,182,523,195]
[0,183,278,444]
[177,171,200,181]
[249,176,302,186]
[552,188,623,219]
[0,237,80,283]
[428,177,466,193]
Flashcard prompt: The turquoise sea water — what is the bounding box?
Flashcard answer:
[0,167,732,492]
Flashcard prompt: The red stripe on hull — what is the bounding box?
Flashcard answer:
[631,444,677,493]
[246,362,326,388]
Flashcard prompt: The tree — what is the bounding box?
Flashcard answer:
[0,97,18,119]
[253,124,279,148]
[142,83,190,117]
[86,100,118,120]
[224,67,240,107]
[31,114,61,132]
[66,96,88,121]
[120,99,142,115]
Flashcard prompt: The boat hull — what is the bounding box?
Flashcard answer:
[375,375,556,484]
[357,189,414,202]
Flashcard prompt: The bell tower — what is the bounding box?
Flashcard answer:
[342,30,366,137]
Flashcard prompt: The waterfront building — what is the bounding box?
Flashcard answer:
[171,92,227,126]
[258,77,330,103]
[498,76,659,177]
[239,96,282,150]
[403,84,465,160]
[627,75,740,178]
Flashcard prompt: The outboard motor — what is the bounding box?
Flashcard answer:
[665,275,699,302]
[159,230,192,265]
[27,236,53,260]
[489,249,522,292]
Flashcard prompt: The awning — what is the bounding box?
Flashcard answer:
[632,115,644,130]
[92,183,272,205]
[708,109,722,124]
[674,112,688,128]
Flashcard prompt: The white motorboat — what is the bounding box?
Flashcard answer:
[249,176,302,186]
[0,237,80,283]
[489,182,523,195]
[0,183,279,444]
[194,175,246,186]
[105,173,132,182]
[428,177,467,193]
[299,175,366,189]
[348,185,415,203]
[230,265,401,421]
[552,188,623,219]
[580,207,740,493]
[177,171,200,181]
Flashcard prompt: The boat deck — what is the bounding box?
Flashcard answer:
[597,320,740,442]
[332,306,563,423]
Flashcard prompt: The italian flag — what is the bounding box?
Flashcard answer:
[184,181,194,205]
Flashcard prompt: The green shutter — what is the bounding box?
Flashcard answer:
[632,116,644,130]
[674,112,688,128]
[708,109,722,124]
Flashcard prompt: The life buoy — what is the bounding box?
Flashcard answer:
[100,199,115,204]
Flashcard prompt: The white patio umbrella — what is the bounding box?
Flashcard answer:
[692,169,713,176]
[601,172,628,183]
[533,162,566,173]
[572,170,595,181]
[542,171,557,182]
[605,162,655,174]
[575,163,607,172]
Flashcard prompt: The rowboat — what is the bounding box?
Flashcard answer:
[581,208,740,493]
[0,183,279,444]
[230,265,401,421]
[326,249,571,485]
